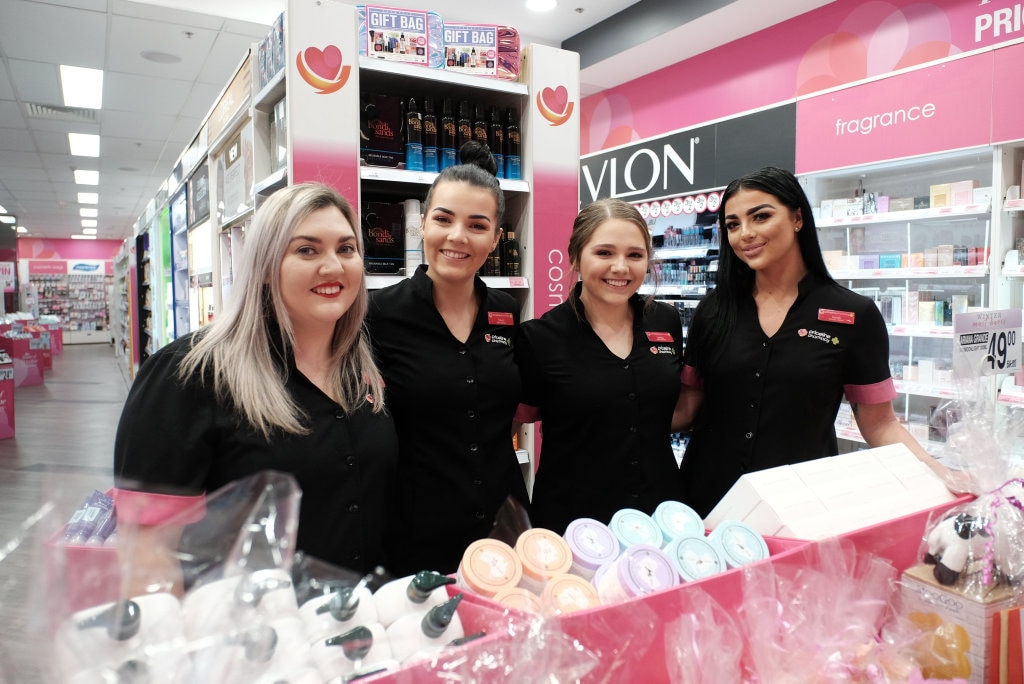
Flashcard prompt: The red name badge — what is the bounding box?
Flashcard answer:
[818,308,856,324]
[646,331,674,342]
[488,311,514,325]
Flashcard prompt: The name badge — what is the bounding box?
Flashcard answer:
[818,308,855,325]
[646,331,674,342]
[488,311,514,325]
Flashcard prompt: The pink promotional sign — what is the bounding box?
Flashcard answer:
[795,53,993,174]
[991,40,1024,144]
[27,260,67,275]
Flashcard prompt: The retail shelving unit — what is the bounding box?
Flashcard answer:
[800,145,1023,454]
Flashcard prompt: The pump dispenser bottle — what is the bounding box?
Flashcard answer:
[385,593,464,663]
[372,570,456,628]
[300,578,378,644]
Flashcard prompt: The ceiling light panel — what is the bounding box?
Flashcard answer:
[74,169,99,185]
[60,65,104,109]
[68,133,100,157]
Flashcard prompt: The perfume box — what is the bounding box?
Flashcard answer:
[361,202,405,274]
[973,186,993,205]
[936,244,955,267]
[914,195,931,210]
[900,563,1018,683]
[858,254,879,269]
[929,184,950,208]
[889,197,915,212]
[876,195,890,213]
[818,199,834,220]
[908,252,925,268]
[879,253,902,269]
[904,290,919,324]
[949,180,977,205]
[360,93,404,168]
[833,197,864,217]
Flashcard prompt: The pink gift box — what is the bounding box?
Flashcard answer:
[0,335,44,387]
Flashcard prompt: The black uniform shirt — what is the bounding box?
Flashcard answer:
[516,284,684,534]
[680,273,896,517]
[367,265,528,575]
[114,332,399,574]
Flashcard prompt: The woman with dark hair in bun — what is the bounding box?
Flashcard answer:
[367,141,528,575]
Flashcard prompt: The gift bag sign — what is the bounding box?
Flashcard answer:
[953,308,1021,377]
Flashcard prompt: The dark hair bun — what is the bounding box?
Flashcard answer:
[458,140,497,176]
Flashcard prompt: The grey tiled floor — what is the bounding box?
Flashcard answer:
[0,343,129,683]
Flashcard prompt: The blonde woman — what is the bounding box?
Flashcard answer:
[114,183,397,594]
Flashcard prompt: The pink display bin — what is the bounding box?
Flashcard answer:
[0,360,14,439]
[549,535,809,682]
[25,326,52,370]
[0,335,44,386]
[43,321,63,355]
[835,495,972,573]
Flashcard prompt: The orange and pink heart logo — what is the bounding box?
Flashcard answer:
[295,45,351,94]
[536,85,574,126]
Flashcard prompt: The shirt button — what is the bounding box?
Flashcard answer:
[749,401,756,409]
[467,410,476,418]
[762,341,768,347]
[345,455,356,466]
[745,432,753,439]
[352,553,362,563]
[466,376,476,384]
[622,363,630,370]
[629,426,638,433]
[335,410,345,419]
[474,511,485,520]
[630,492,640,499]
[627,393,637,400]
[630,459,640,466]
[348,503,359,513]
[469,444,479,452]
[458,348,468,355]
[753,371,761,379]
[472,479,482,486]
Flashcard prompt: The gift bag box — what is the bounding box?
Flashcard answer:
[43,321,63,355]
[25,326,52,370]
[900,563,1018,683]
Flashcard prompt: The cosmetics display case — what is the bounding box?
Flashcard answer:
[798,145,1024,453]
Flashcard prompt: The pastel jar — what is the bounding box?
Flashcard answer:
[514,528,573,594]
[492,586,542,615]
[563,517,619,580]
[539,573,601,617]
[653,500,705,545]
[457,539,523,598]
[609,508,662,551]
[595,544,679,605]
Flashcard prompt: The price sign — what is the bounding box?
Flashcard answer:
[953,308,1022,377]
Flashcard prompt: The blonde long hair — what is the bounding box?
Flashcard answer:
[177,183,385,440]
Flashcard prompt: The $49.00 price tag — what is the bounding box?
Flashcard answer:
[953,309,1022,377]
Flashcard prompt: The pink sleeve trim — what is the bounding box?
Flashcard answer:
[514,403,541,424]
[681,364,703,390]
[112,488,207,526]
[844,377,897,405]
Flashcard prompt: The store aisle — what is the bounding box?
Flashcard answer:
[0,343,130,684]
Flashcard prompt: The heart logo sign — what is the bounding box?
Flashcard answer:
[296,45,351,94]
[536,85,574,126]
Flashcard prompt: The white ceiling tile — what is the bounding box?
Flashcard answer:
[0,102,27,130]
[28,129,69,155]
[0,150,43,168]
[103,70,194,115]
[0,68,14,100]
[197,33,265,85]
[100,109,177,140]
[8,59,61,106]
[0,1,107,67]
[106,14,217,81]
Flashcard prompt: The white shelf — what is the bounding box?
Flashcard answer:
[359,56,528,95]
[818,203,990,227]
[888,325,955,338]
[1003,198,1024,212]
[359,165,529,193]
[1002,264,1024,277]
[254,166,288,195]
[639,283,708,297]
[998,388,1024,407]
[830,265,989,280]
[366,275,531,290]
[893,380,957,398]
[653,246,718,260]
[253,68,285,111]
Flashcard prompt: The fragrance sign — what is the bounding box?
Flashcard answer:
[443,23,497,76]
[953,309,1022,377]
[365,6,429,66]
